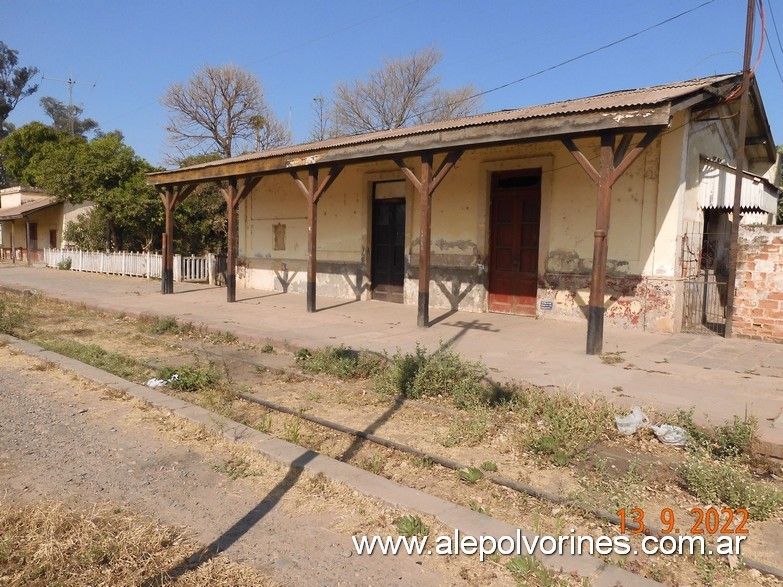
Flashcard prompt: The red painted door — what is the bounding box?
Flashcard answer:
[488,171,541,315]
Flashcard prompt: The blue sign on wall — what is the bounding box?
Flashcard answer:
[540,301,554,310]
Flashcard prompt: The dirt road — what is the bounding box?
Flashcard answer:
[0,345,468,586]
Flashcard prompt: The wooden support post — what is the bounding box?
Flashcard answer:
[161,232,168,293]
[25,220,30,265]
[218,176,262,303]
[306,168,317,312]
[290,166,343,313]
[563,131,660,355]
[417,154,433,327]
[10,219,15,264]
[394,150,463,328]
[159,187,176,294]
[226,178,238,302]
[158,184,197,295]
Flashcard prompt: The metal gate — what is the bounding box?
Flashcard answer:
[681,217,730,335]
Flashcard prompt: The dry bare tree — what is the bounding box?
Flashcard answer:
[161,63,290,159]
[329,46,480,136]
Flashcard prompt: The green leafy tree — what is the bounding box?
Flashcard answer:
[173,153,227,254]
[0,42,39,138]
[34,132,163,251]
[0,121,60,186]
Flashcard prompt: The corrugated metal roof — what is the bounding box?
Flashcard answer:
[699,160,779,214]
[161,74,739,175]
[0,197,58,220]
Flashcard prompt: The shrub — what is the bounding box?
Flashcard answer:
[56,257,72,270]
[373,344,489,409]
[295,345,384,379]
[159,363,219,392]
[138,314,191,335]
[0,297,24,335]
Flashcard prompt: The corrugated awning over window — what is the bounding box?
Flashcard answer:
[699,159,779,214]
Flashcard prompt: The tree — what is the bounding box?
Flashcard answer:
[33,132,162,251]
[161,63,290,159]
[173,153,227,254]
[329,46,480,136]
[309,93,330,142]
[39,96,100,136]
[0,121,60,186]
[0,42,39,137]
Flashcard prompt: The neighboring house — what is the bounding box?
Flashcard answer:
[147,73,778,352]
[0,186,92,263]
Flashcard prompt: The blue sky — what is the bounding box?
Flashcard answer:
[4,0,780,167]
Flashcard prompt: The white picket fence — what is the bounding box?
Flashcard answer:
[43,249,218,283]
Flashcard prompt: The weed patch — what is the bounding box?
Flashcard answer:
[396,514,429,538]
[680,452,783,521]
[511,385,615,465]
[32,336,148,381]
[673,410,757,460]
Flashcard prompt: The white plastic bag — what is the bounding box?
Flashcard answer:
[614,407,650,435]
[652,424,689,446]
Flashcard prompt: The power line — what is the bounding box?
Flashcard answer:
[762,0,783,83]
[410,0,719,122]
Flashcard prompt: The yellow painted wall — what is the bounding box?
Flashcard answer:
[234,111,778,332]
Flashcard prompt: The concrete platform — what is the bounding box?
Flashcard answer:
[2,263,782,454]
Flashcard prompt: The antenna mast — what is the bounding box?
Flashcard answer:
[41,74,96,135]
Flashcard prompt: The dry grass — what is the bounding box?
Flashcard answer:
[0,501,277,586]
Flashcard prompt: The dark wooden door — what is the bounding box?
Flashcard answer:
[371,198,405,303]
[488,171,541,315]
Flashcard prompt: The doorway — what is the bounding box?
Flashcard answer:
[371,191,406,303]
[488,170,541,315]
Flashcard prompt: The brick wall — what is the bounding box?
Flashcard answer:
[733,225,783,342]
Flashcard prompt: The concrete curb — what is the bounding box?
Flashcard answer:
[2,334,663,587]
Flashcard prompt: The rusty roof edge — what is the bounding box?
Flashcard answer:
[147,74,740,185]
[147,106,672,186]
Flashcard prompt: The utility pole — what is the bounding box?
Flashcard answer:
[41,74,96,135]
[724,0,755,338]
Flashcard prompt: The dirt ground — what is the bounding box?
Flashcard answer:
[3,292,783,586]
[0,345,515,586]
